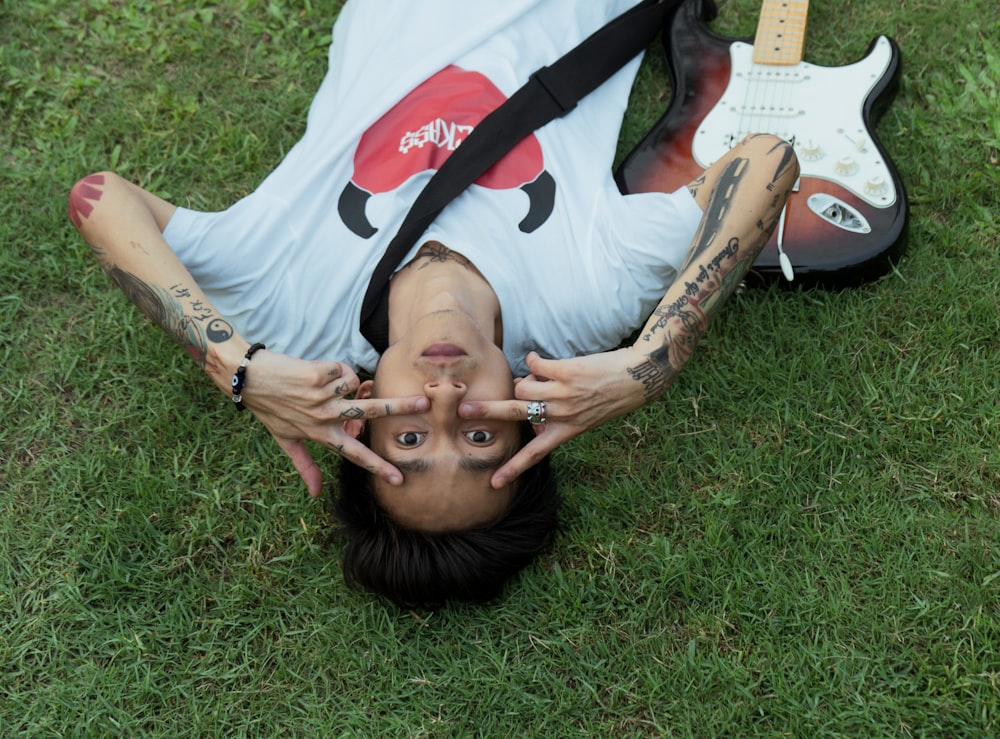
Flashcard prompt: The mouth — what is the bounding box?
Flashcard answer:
[421,343,468,357]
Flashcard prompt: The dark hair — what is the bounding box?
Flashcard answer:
[332,423,560,608]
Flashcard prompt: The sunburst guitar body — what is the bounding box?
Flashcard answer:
[616,0,908,287]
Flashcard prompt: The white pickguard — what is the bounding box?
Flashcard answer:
[693,36,898,208]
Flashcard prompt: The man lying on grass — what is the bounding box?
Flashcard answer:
[69,0,798,607]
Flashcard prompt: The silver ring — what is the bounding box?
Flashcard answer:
[526,400,546,425]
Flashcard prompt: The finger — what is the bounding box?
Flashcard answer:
[274,436,324,498]
[512,375,563,401]
[458,399,530,421]
[323,362,359,396]
[333,435,404,486]
[524,351,558,381]
[489,431,567,489]
[350,395,430,419]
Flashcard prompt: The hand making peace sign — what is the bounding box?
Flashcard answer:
[237,349,429,497]
[458,348,650,489]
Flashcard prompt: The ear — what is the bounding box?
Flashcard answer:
[343,380,375,438]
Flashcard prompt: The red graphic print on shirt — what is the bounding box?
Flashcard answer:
[338,64,555,238]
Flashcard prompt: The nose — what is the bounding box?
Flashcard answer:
[422,380,467,434]
[424,380,468,403]
[424,381,468,429]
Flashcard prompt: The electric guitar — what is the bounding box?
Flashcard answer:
[615,0,908,287]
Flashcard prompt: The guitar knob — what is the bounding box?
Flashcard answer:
[835,156,858,176]
[865,175,888,196]
[800,141,824,161]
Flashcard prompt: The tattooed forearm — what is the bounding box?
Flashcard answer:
[631,143,787,401]
[632,298,708,400]
[635,328,700,397]
[105,266,233,367]
[630,253,752,401]
[627,346,675,400]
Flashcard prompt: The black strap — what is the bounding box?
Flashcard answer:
[359,0,680,351]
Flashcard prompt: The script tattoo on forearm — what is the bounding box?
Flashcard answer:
[629,253,752,400]
[105,266,233,367]
[630,157,756,401]
[629,139,798,401]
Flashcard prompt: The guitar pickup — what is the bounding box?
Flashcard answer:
[807,194,872,234]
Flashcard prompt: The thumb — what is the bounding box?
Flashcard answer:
[274,436,324,498]
[524,351,557,381]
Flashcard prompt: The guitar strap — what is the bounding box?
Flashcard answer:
[359,0,682,352]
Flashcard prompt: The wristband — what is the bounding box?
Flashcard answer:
[231,342,266,411]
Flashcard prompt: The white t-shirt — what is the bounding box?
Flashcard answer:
[163,0,702,376]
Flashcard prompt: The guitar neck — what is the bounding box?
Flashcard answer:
[752,0,810,66]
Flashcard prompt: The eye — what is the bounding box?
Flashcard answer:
[464,429,494,445]
[393,431,426,448]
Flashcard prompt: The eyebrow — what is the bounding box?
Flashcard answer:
[387,452,510,475]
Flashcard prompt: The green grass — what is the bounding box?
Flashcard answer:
[2,0,998,735]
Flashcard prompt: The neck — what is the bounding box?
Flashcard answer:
[386,242,502,345]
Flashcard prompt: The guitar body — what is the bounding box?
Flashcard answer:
[615,0,908,287]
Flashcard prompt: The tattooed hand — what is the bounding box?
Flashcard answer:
[67,171,430,497]
[458,134,799,488]
[457,348,649,488]
[235,349,429,497]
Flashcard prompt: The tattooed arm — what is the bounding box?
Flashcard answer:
[459,134,799,488]
[70,173,238,383]
[626,135,798,403]
[69,172,428,495]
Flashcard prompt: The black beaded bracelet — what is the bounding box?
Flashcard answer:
[231,342,266,411]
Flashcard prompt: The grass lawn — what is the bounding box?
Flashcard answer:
[2,0,998,735]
